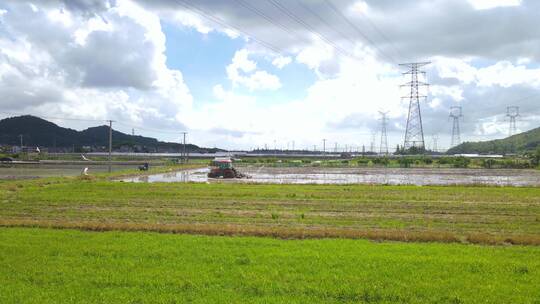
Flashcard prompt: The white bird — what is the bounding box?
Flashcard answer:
[36,147,40,153]
[82,167,89,175]
[81,154,91,161]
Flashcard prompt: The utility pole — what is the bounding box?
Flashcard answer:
[292,140,295,151]
[181,132,188,163]
[449,106,462,147]
[53,135,56,159]
[379,111,389,155]
[507,106,519,136]
[108,120,114,172]
[370,132,376,153]
[132,128,135,136]
[401,62,430,150]
[322,139,326,156]
[19,134,23,150]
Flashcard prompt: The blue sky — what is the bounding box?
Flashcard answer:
[163,21,316,108]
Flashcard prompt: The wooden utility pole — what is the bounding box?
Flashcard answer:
[181,132,188,163]
[108,120,113,172]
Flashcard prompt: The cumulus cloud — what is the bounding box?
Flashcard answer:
[226,49,281,91]
[272,56,292,69]
[0,0,191,130]
[1,0,540,150]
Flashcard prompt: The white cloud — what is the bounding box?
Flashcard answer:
[296,40,334,74]
[0,0,192,131]
[2,0,540,150]
[430,85,464,102]
[226,49,281,91]
[73,16,113,45]
[475,61,540,88]
[272,56,292,69]
[47,8,73,27]
[468,0,522,10]
[350,1,369,14]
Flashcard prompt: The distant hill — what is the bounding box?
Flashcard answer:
[447,126,540,154]
[0,115,223,153]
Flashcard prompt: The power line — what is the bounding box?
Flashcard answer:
[114,121,186,135]
[231,0,309,46]
[323,0,399,64]
[266,0,357,60]
[173,0,286,55]
[296,1,357,46]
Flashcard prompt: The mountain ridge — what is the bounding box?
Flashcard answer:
[447,126,540,154]
[0,115,223,153]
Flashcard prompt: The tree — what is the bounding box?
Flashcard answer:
[531,147,540,167]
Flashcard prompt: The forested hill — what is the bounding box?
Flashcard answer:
[0,115,223,153]
[447,126,540,154]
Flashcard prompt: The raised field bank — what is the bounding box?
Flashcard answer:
[1,160,540,303]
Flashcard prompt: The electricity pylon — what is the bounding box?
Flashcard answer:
[401,62,430,150]
[379,111,389,155]
[449,106,463,147]
[506,106,519,136]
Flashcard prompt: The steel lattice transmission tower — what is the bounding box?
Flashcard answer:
[379,111,389,155]
[432,134,439,152]
[370,131,376,153]
[401,62,430,150]
[506,106,519,136]
[449,106,463,147]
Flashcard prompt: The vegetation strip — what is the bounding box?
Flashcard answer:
[1,219,539,245]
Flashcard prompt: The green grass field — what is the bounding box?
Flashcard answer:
[1,227,539,303]
[1,169,539,302]
[1,176,539,244]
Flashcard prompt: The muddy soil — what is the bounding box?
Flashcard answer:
[121,166,540,186]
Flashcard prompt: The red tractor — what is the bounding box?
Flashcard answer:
[207,157,248,178]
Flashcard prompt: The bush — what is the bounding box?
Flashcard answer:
[452,157,470,168]
[530,148,540,167]
[482,159,495,169]
[399,158,412,168]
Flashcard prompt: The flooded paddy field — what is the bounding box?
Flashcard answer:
[121,166,540,186]
[0,163,148,180]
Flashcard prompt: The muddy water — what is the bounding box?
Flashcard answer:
[120,167,540,186]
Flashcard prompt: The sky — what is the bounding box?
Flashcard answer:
[0,0,539,151]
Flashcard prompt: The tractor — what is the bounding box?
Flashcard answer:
[207,157,248,178]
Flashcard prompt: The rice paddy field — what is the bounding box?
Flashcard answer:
[1,166,539,303]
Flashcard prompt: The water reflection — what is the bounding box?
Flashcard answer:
[120,167,540,186]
